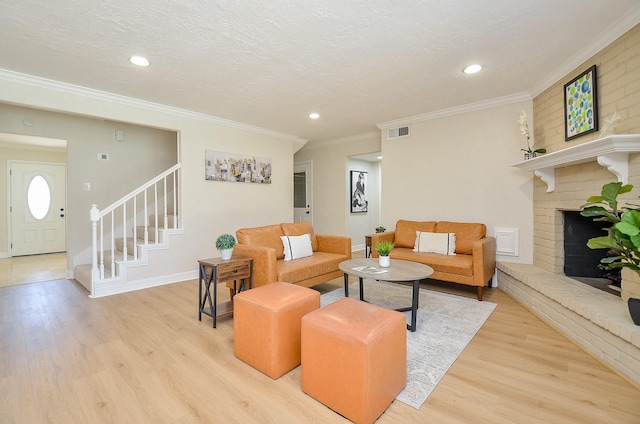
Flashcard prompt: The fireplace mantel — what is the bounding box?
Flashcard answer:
[512,134,640,192]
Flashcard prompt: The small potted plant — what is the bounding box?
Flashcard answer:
[375,226,386,233]
[374,240,395,268]
[215,233,236,261]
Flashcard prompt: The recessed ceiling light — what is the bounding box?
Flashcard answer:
[309,113,320,119]
[130,56,150,67]
[463,64,482,74]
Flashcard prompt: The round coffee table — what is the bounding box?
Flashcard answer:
[338,258,434,331]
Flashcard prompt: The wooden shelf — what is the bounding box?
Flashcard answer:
[512,134,640,192]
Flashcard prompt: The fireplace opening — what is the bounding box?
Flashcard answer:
[563,211,621,296]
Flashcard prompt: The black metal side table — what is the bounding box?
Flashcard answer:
[198,256,252,328]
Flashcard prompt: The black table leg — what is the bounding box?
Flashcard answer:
[359,277,364,301]
[198,264,204,321]
[408,279,420,332]
[211,267,218,328]
[344,272,350,297]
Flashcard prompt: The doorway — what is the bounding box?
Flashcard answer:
[9,161,67,256]
[294,161,312,223]
[1,132,68,285]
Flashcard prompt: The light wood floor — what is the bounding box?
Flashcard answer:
[1,254,640,423]
[0,252,68,288]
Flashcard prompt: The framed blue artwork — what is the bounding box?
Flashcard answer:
[564,65,598,141]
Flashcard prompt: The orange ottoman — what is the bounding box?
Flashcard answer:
[234,282,320,379]
[301,298,406,424]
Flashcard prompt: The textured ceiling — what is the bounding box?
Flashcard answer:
[0,0,639,146]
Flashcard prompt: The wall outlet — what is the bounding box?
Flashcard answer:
[98,153,109,161]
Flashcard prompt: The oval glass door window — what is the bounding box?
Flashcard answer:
[27,175,51,220]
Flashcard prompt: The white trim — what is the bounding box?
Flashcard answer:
[377,92,532,130]
[512,134,640,192]
[301,131,380,151]
[89,270,198,298]
[0,68,301,142]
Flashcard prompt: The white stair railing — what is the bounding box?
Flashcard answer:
[89,164,181,294]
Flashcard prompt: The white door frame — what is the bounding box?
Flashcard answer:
[7,160,68,257]
[294,161,313,223]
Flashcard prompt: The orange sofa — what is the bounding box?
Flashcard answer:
[229,222,351,293]
[370,220,496,300]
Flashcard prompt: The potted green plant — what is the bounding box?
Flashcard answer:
[374,240,395,268]
[375,226,386,233]
[580,181,640,325]
[215,233,236,261]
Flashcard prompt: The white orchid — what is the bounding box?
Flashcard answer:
[518,110,530,139]
[518,110,545,155]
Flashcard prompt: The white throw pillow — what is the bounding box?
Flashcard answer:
[281,233,314,261]
[414,231,456,255]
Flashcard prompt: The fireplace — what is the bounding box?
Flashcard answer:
[562,210,621,292]
[500,136,640,386]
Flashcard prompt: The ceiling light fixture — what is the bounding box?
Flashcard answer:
[309,113,320,119]
[130,56,150,67]
[463,64,482,74]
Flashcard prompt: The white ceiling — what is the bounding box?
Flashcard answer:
[1,0,639,147]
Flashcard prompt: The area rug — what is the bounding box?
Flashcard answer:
[320,280,497,409]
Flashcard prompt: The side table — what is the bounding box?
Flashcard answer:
[365,234,373,258]
[198,256,253,328]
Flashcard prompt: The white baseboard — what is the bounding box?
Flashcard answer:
[89,269,198,298]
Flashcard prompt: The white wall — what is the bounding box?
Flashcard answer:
[381,101,534,264]
[0,77,296,285]
[296,101,535,264]
[294,134,381,237]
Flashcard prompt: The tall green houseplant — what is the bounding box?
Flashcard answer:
[580,182,640,273]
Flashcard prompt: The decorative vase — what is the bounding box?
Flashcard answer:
[379,255,390,268]
[524,152,537,160]
[629,298,640,326]
[220,248,233,261]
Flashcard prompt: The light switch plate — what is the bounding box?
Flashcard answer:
[115,129,125,142]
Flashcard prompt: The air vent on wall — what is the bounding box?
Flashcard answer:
[387,125,410,140]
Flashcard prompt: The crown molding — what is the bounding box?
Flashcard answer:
[530,6,640,97]
[301,131,380,151]
[0,69,301,142]
[376,92,532,130]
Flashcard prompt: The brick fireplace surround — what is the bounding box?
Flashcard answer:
[497,135,640,387]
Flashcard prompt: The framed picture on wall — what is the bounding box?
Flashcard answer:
[204,150,271,184]
[564,65,598,141]
[350,170,368,213]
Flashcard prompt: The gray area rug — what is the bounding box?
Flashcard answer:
[320,280,497,409]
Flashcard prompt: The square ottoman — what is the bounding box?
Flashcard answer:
[234,282,320,379]
[301,297,407,424]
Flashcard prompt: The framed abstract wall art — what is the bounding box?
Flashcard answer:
[564,65,598,141]
[205,150,272,184]
[350,170,367,213]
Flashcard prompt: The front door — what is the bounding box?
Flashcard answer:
[293,162,312,223]
[10,161,67,256]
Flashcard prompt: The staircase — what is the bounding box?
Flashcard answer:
[74,164,184,297]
